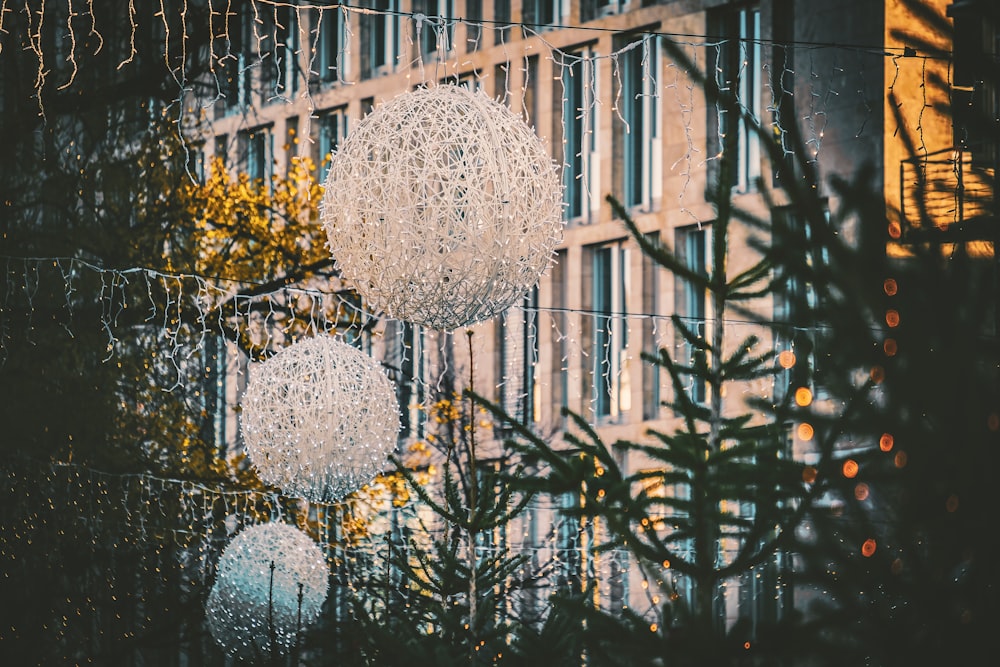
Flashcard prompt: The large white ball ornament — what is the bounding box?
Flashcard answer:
[320,84,564,331]
[206,522,329,660]
[240,335,400,502]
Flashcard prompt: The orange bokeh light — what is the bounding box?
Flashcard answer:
[854,482,869,500]
[870,366,885,383]
[988,413,1000,432]
[802,466,818,484]
[795,386,813,407]
[879,433,894,451]
[946,494,959,512]
[861,538,877,557]
[886,309,900,327]
[883,338,897,357]
[797,422,814,441]
[888,221,902,239]
[778,350,796,369]
[894,451,908,468]
[842,459,859,478]
[883,278,898,296]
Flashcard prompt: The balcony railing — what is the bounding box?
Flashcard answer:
[900,145,996,231]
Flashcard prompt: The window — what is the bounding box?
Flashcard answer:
[615,33,662,211]
[523,0,564,29]
[495,288,539,426]
[555,491,583,593]
[216,9,253,113]
[465,0,482,50]
[316,6,348,83]
[582,0,623,23]
[551,249,569,423]
[413,0,454,60]
[641,232,662,420]
[493,0,511,45]
[389,321,427,440]
[588,241,630,420]
[559,46,599,222]
[186,144,205,183]
[261,5,299,100]
[240,126,273,185]
[773,208,830,397]
[522,55,538,124]
[313,106,348,183]
[709,3,762,192]
[284,116,299,173]
[361,0,399,79]
[676,225,709,404]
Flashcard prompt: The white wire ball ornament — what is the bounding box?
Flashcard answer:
[205,522,329,660]
[320,84,564,332]
[240,335,400,502]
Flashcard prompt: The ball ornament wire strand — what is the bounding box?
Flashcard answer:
[320,83,565,332]
[240,335,401,503]
[205,522,330,660]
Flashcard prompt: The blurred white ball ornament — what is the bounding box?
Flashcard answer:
[205,522,329,660]
[320,84,564,331]
[240,335,400,502]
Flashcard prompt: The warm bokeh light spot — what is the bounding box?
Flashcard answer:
[891,558,903,575]
[778,349,796,369]
[894,451,908,468]
[888,221,902,239]
[885,309,900,327]
[842,459,859,478]
[797,422,814,441]
[883,278,898,296]
[795,386,813,407]
[744,642,751,650]
[870,366,885,383]
[946,494,959,513]
[650,623,658,633]
[883,338,897,357]
[861,538,877,557]
[662,559,670,568]
[854,483,870,501]
[988,413,1000,432]
[802,466,818,484]
[880,433,894,451]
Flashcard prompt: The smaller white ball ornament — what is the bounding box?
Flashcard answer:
[240,335,400,502]
[320,84,564,331]
[205,522,329,660]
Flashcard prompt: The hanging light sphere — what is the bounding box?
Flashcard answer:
[205,522,329,660]
[320,84,564,331]
[240,335,400,502]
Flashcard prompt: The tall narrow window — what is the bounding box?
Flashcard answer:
[615,33,662,211]
[555,491,582,593]
[773,208,830,397]
[465,0,482,49]
[641,232,661,420]
[582,0,622,23]
[413,0,454,60]
[316,6,348,83]
[709,3,761,192]
[559,46,598,222]
[390,322,427,440]
[313,106,348,183]
[494,288,538,426]
[493,0,511,45]
[551,249,569,423]
[361,0,399,79]
[262,5,299,100]
[677,225,708,404]
[589,241,630,420]
[240,126,273,186]
[217,9,253,113]
[523,0,563,29]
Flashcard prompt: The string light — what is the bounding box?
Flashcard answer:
[240,334,400,502]
[205,522,329,660]
[319,84,563,331]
